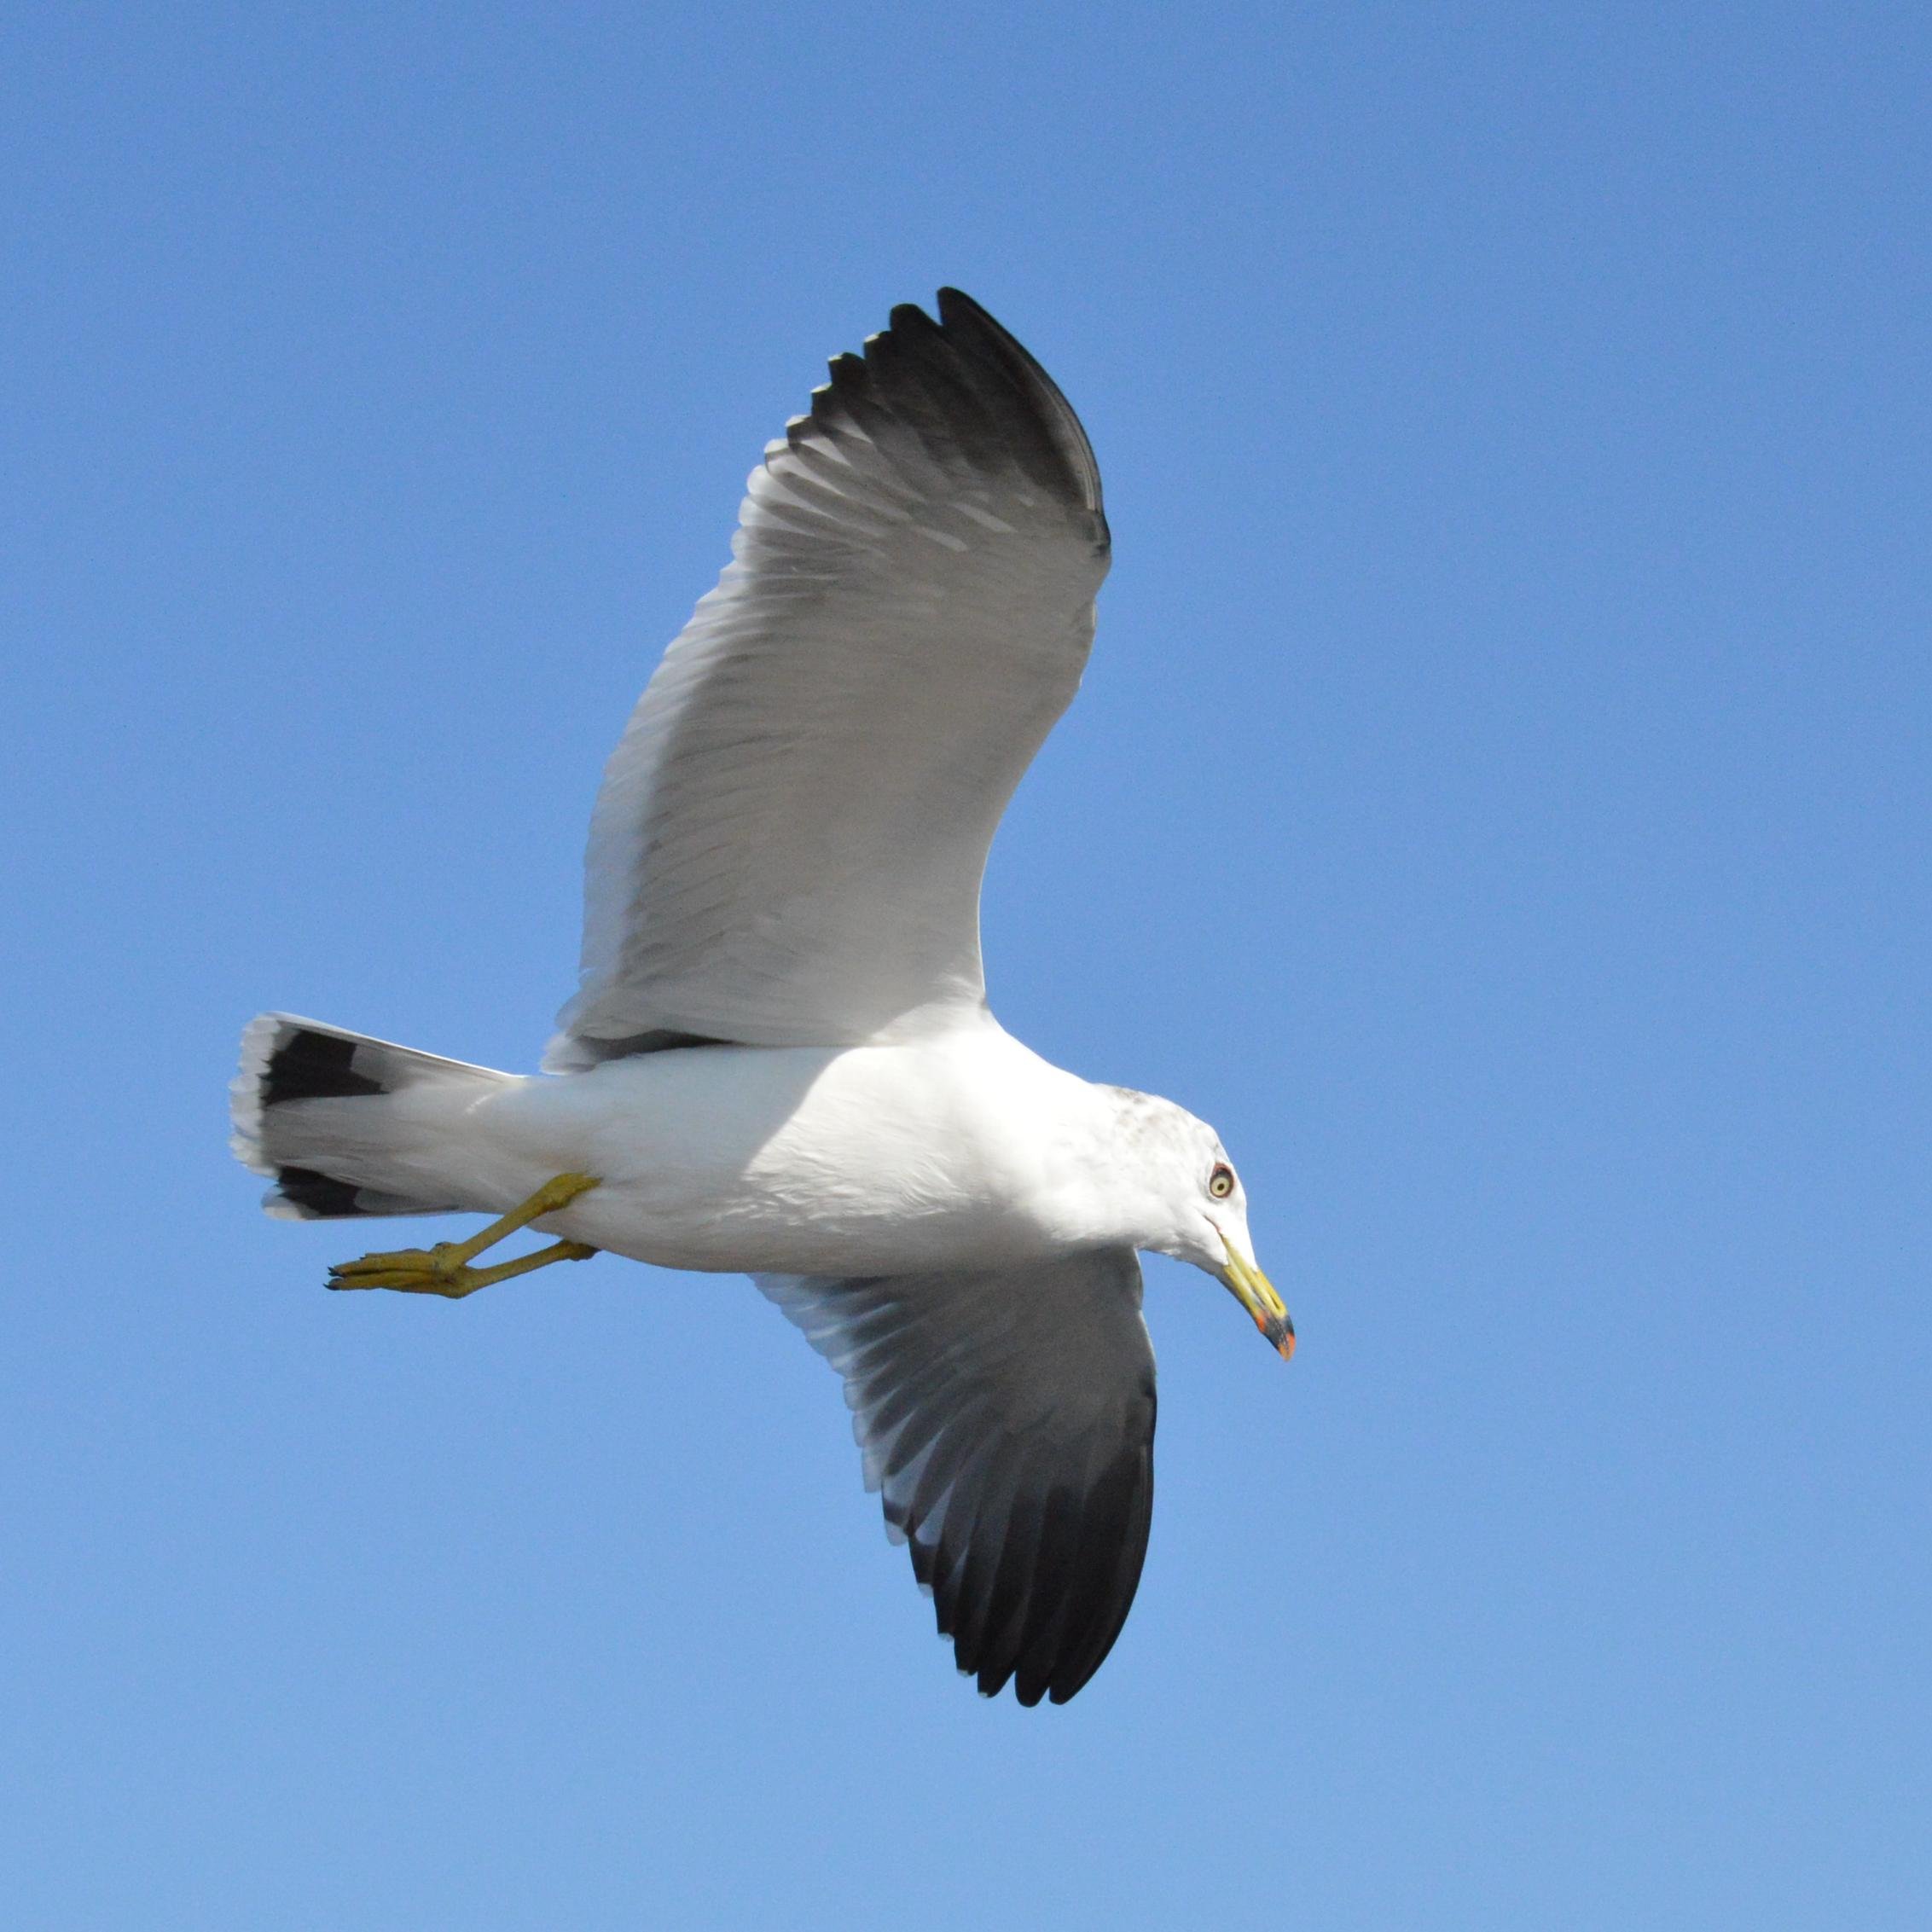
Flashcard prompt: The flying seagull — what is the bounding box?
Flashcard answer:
[230,288,1292,1707]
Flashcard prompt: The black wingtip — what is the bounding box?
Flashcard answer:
[802,287,1106,540]
[934,286,988,322]
[929,287,1105,521]
[887,299,940,334]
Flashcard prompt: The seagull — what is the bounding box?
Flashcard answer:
[230,288,1292,1707]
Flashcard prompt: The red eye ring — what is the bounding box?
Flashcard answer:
[1208,1163,1235,1200]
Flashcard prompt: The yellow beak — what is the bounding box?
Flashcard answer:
[1218,1237,1296,1361]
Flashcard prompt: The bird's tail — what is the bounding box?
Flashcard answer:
[229,1012,514,1219]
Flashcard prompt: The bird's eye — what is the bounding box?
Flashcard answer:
[1208,1163,1235,1200]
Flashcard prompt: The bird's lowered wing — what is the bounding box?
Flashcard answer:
[757,1250,1155,1706]
[546,290,1110,1069]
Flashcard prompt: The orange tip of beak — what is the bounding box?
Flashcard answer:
[1252,1306,1296,1362]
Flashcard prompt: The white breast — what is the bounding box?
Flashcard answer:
[468,1023,1114,1278]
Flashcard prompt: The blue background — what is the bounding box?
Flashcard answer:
[5,3,1928,1925]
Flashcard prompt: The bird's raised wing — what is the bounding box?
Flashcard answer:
[547,289,1110,1069]
[757,1250,1156,1706]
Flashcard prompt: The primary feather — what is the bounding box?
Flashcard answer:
[548,289,1111,1067]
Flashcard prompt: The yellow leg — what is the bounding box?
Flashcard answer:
[328,1172,601,1299]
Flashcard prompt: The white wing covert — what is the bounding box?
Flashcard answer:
[548,289,1111,1069]
[757,1250,1156,1706]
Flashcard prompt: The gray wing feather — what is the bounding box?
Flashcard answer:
[548,290,1110,1069]
[757,1249,1155,1707]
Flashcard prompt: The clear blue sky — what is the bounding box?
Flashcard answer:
[5,3,1928,1926]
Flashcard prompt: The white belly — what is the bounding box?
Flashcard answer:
[442,1026,1101,1277]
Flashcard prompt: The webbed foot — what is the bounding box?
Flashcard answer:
[328,1171,601,1298]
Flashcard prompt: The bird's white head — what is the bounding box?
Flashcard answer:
[1103,1088,1294,1361]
